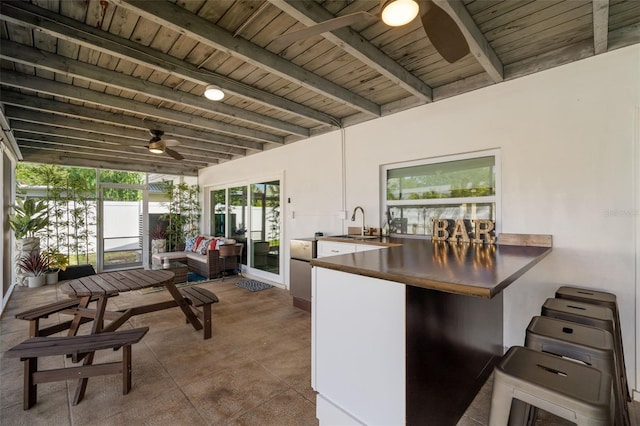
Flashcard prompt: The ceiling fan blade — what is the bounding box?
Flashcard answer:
[273,11,375,50]
[421,1,469,63]
[163,139,180,147]
[164,147,184,160]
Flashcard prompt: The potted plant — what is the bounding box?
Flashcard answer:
[9,198,50,286]
[42,248,69,285]
[150,223,167,255]
[9,198,50,240]
[17,252,48,288]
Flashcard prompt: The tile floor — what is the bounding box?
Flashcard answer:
[1,276,639,425]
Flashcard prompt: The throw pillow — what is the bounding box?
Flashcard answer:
[196,238,211,255]
[206,238,219,253]
[192,236,206,252]
[184,236,196,252]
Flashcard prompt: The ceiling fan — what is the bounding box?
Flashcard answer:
[273,0,470,64]
[147,130,184,160]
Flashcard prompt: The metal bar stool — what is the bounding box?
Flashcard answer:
[489,346,614,426]
[525,316,628,425]
[556,286,630,402]
[541,297,627,416]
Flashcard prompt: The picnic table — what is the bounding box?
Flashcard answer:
[59,269,202,335]
[57,269,204,404]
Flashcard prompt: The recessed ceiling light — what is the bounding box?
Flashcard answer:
[204,85,225,101]
[380,0,419,27]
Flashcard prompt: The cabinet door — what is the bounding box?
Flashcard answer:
[317,241,356,258]
[314,267,405,425]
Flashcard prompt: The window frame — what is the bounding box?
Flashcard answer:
[380,149,501,238]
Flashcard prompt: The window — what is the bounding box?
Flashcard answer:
[382,151,499,237]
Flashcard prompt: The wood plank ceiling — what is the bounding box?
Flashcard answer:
[1,0,639,176]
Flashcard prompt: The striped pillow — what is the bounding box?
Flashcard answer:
[196,239,211,255]
[192,236,206,252]
[206,238,219,253]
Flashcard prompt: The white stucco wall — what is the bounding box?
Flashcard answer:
[200,44,640,395]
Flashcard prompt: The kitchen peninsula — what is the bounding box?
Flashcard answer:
[310,235,552,425]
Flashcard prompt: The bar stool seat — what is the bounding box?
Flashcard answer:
[489,346,613,426]
[556,286,630,402]
[526,316,628,425]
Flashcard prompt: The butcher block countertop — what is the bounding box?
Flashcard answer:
[311,236,552,298]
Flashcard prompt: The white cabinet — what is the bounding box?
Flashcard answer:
[317,240,384,257]
[312,267,406,425]
[316,240,356,258]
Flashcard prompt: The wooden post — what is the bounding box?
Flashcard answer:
[24,357,37,410]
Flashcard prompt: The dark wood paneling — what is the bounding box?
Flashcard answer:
[406,286,503,425]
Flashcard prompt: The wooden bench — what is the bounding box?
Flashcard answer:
[15,296,113,337]
[4,327,149,409]
[179,286,219,340]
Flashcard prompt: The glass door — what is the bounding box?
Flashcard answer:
[210,188,226,238]
[99,186,144,271]
[229,186,248,266]
[208,177,282,282]
[250,181,280,274]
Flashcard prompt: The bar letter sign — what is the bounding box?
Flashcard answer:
[432,219,496,244]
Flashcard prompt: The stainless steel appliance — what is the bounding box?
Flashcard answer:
[290,238,317,312]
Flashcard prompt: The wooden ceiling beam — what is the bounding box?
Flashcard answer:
[0,41,308,137]
[11,121,236,160]
[1,70,282,145]
[0,90,257,153]
[15,136,215,167]
[268,0,433,103]
[433,0,504,82]
[20,149,199,176]
[0,0,340,128]
[12,126,231,162]
[0,104,22,160]
[342,23,640,128]
[112,0,381,117]
[593,0,610,55]
[4,104,242,157]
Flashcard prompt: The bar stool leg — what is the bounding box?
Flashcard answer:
[489,376,516,426]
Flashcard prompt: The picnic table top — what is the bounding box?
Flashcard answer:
[60,269,175,297]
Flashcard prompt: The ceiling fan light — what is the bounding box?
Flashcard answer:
[381,0,419,26]
[148,141,164,154]
[204,85,225,101]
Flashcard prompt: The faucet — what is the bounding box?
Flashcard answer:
[351,206,365,236]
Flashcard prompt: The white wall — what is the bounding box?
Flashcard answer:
[200,45,640,394]
[199,131,346,283]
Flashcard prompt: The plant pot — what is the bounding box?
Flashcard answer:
[28,275,46,288]
[151,239,167,255]
[14,237,40,287]
[46,269,59,285]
